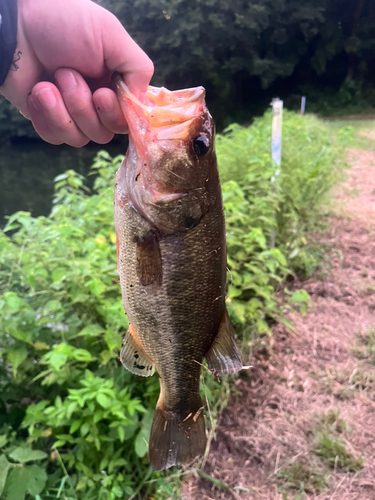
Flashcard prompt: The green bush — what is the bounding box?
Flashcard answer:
[219,111,346,332]
[288,79,375,117]
[0,111,347,499]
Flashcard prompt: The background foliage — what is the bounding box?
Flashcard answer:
[0,111,349,499]
[1,0,375,141]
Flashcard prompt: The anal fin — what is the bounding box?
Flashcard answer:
[205,308,243,377]
[120,324,155,377]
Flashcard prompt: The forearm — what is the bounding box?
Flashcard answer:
[0,0,18,86]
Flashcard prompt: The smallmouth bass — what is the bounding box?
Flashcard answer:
[114,75,243,471]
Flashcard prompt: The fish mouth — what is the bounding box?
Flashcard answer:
[113,73,206,142]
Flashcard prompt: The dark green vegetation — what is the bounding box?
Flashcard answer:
[1,0,375,140]
[277,461,328,496]
[312,410,364,472]
[0,111,348,499]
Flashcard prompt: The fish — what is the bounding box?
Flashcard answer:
[113,74,243,471]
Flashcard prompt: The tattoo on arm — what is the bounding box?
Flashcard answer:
[11,51,22,71]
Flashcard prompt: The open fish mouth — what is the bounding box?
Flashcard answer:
[113,73,207,141]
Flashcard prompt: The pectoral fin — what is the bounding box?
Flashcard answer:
[120,324,155,377]
[136,232,163,287]
[205,309,243,377]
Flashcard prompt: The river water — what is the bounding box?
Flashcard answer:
[0,139,126,228]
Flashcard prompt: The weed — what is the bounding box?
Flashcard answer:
[313,431,363,471]
[322,365,375,400]
[277,461,328,493]
[353,327,375,362]
[335,386,357,400]
[318,409,349,434]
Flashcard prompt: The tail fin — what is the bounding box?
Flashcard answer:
[149,401,206,471]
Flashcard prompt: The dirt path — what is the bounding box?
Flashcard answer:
[181,147,375,500]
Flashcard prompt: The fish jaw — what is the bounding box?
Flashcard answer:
[114,75,207,138]
[114,75,217,234]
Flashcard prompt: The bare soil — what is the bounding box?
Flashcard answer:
[181,148,375,500]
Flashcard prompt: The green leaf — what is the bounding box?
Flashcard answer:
[69,420,82,434]
[27,274,36,288]
[0,455,11,495]
[75,324,104,338]
[3,467,29,500]
[117,426,125,442]
[52,268,66,283]
[80,423,90,437]
[6,347,28,377]
[291,289,311,304]
[72,349,94,362]
[8,448,47,463]
[135,411,153,458]
[45,300,61,312]
[46,351,68,371]
[87,279,106,297]
[4,293,23,312]
[26,465,47,496]
[54,173,68,182]
[134,432,148,458]
[35,268,48,279]
[0,435,8,448]
[52,440,66,448]
[96,393,112,409]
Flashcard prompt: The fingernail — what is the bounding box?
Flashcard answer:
[35,88,57,109]
[95,94,114,113]
[55,70,77,92]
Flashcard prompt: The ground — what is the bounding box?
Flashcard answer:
[181,121,375,500]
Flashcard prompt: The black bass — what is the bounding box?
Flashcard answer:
[114,75,243,470]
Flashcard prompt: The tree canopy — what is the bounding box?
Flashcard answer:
[1,0,375,139]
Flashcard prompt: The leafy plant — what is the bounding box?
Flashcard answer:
[314,432,363,471]
[0,446,48,500]
[311,409,363,472]
[277,461,328,494]
[0,111,347,498]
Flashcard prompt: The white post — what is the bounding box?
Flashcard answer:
[270,98,283,248]
[301,96,306,115]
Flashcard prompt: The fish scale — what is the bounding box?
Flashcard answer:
[116,186,225,408]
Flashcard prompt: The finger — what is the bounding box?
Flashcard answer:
[27,82,90,147]
[55,68,114,144]
[93,88,129,135]
[99,8,154,96]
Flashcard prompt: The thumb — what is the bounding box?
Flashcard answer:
[99,8,154,97]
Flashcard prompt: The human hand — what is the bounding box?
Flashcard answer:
[0,0,153,147]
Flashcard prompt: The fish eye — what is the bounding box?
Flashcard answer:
[193,135,210,156]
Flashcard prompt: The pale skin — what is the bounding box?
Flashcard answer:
[0,0,154,147]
